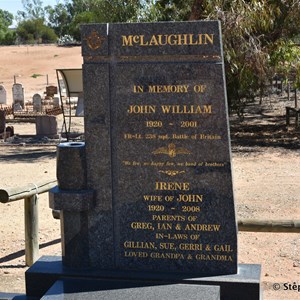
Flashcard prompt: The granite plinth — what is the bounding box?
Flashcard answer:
[26,256,261,300]
[41,279,220,300]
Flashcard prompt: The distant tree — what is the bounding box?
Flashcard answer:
[16,18,57,43]
[17,0,45,21]
[0,9,16,45]
[45,0,144,41]
[68,0,143,40]
[143,0,193,21]
[270,40,300,88]
[16,0,57,43]
[0,9,14,30]
[93,0,142,22]
[45,2,71,37]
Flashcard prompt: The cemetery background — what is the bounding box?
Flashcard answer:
[0,45,299,299]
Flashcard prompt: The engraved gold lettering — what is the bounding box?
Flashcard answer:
[127,104,212,114]
[155,181,190,191]
[203,33,214,45]
[159,242,176,250]
[133,35,140,44]
[214,244,233,252]
[199,134,221,140]
[152,215,186,222]
[184,224,221,231]
[127,105,156,114]
[133,85,144,93]
[160,105,212,114]
[122,34,214,47]
[157,35,168,46]
[205,162,225,167]
[143,195,163,202]
[193,85,206,93]
[148,85,189,93]
[179,243,203,250]
[195,254,233,261]
[150,252,185,259]
[167,34,177,45]
[124,251,148,258]
[131,222,154,230]
[124,241,156,249]
[188,33,198,45]
[122,35,133,46]
[140,35,148,46]
[177,194,203,202]
[172,134,189,139]
[155,233,188,240]
[177,34,188,45]
[149,35,159,46]
[157,223,172,230]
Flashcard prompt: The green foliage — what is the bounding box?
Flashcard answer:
[203,1,274,112]
[69,11,98,40]
[16,18,57,43]
[0,9,15,45]
[16,1,57,44]
[17,0,45,21]
[31,73,43,78]
[45,0,144,41]
[270,40,300,87]
[45,3,71,37]
[148,0,300,114]
[145,0,193,21]
[0,9,13,30]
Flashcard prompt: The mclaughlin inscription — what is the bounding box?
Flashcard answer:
[122,33,214,47]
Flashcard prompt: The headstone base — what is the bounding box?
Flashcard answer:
[25,256,262,300]
[41,278,220,300]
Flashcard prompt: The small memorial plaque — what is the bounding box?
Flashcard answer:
[80,21,237,276]
[12,83,24,108]
[33,93,42,112]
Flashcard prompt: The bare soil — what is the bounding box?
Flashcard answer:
[0,45,300,300]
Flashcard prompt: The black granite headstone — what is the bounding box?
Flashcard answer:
[77,21,238,275]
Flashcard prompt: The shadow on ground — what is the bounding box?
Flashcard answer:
[0,148,56,163]
[0,239,61,267]
[230,97,300,150]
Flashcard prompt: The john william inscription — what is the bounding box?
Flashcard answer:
[81,21,237,276]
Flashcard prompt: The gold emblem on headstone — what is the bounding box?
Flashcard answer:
[159,170,186,176]
[85,30,105,50]
[152,143,191,158]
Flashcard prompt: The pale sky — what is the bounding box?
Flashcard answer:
[0,0,61,16]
